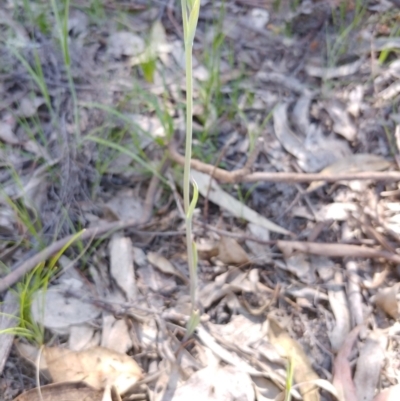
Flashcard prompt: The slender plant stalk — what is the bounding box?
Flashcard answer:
[180,0,201,337]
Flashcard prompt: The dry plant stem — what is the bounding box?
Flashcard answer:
[277,240,400,264]
[168,142,400,184]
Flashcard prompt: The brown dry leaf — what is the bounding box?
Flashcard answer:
[16,96,45,117]
[109,235,137,301]
[0,115,18,144]
[267,317,320,401]
[246,223,271,264]
[196,238,219,260]
[217,236,250,266]
[171,364,254,401]
[305,57,363,79]
[147,251,189,284]
[326,101,357,142]
[332,326,361,401]
[191,170,290,235]
[101,314,132,354]
[273,103,350,173]
[107,31,145,59]
[328,272,351,352]
[307,154,391,192]
[373,385,400,401]
[0,291,18,374]
[14,341,48,371]
[354,331,388,401]
[12,382,103,401]
[31,281,100,335]
[44,346,143,394]
[375,284,400,319]
[105,189,144,222]
[68,324,99,351]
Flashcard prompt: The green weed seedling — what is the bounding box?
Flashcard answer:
[0,230,85,345]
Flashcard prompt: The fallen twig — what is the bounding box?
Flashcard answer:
[277,240,400,264]
[168,142,400,184]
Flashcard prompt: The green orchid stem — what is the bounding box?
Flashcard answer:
[180,0,200,337]
[184,44,197,311]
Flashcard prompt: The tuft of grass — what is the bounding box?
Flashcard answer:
[284,357,295,401]
[0,230,85,345]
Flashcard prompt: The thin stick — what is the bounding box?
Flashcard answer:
[168,142,400,185]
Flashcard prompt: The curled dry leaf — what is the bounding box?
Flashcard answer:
[217,236,250,266]
[273,103,349,173]
[12,382,103,401]
[375,284,400,319]
[147,251,189,284]
[267,317,320,401]
[44,346,143,395]
[325,101,357,142]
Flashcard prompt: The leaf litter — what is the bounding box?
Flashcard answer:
[1,0,400,400]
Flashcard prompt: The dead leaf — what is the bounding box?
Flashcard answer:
[68,324,99,351]
[354,331,387,401]
[15,341,48,371]
[0,114,18,144]
[108,31,145,59]
[217,236,250,266]
[328,272,351,352]
[375,284,400,319]
[307,154,391,192]
[326,101,357,141]
[12,382,103,401]
[109,235,137,301]
[105,189,144,222]
[373,385,400,401]
[171,364,254,401]
[332,326,361,401]
[147,251,189,284]
[277,247,316,284]
[192,170,290,235]
[196,238,219,260]
[245,223,271,264]
[31,281,100,335]
[16,96,45,118]
[267,317,320,401]
[0,291,18,374]
[305,57,363,79]
[273,103,350,173]
[101,314,132,354]
[44,346,142,394]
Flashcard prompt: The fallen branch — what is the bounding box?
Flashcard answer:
[277,240,400,264]
[168,142,400,184]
